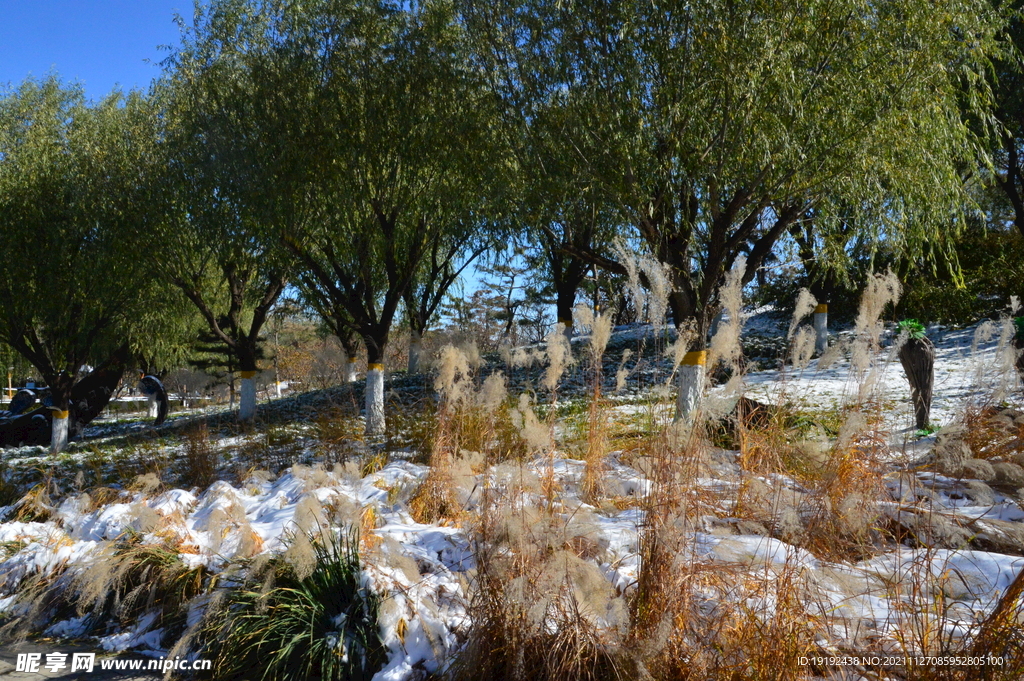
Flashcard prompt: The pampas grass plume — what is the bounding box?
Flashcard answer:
[788,288,818,339]
[709,256,746,369]
[543,326,573,392]
[436,344,472,404]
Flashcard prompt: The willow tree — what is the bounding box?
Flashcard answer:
[988,2,1024,240]
[267,0,504,435]
[493,62,620,335]
[155,1,300,422]
[468,0,1003,414]
[0,78,182,450]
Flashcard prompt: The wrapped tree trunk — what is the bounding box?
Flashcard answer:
[556,280,578,342]
[675,350,706,420]
[899,336,935,431]
[47,374,75,454]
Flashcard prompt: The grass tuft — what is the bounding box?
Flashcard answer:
[203,527,386,681]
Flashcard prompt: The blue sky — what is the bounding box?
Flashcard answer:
[1,1,188,99]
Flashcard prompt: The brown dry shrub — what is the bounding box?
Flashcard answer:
[453,481,632,681]
[13,477,59,522]
[801,440,889,562]
[640,559,823,681]
[969,567,1024,680]
[410,402,460,524]
[182,422,218,491]
[963,406,1024,462]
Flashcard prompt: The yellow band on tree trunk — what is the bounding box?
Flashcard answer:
[682,350,707,366]
[53,410,69,419]
[348,357,358,362]
[239,370,257,379]
[368,363,384,370]
[814,304,828,314]
[558,318,572,325]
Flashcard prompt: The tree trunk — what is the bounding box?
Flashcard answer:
[708,308,725,340]
[69,343,129,433]
[237,346,259,422]
[899,336,935,431]
[364,335,387,437]
[338,333,360,384]
[407,328,423,374]
[813,304,828,356]
[556,283,576,341]
[239,371,257,421]
[675,350,706,420]
[51,411,69,453]
[47,375,74,454]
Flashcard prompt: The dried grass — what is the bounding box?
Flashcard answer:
[788,288,818,340]
[708,256,747,371]
[182,422,217,491]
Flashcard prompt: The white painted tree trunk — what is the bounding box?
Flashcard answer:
[365,364,385,436]
[147,396,159,419]
[51,411,69,453]
[675,351,706,421]
[560,318,573,341]
[813,305,828,355]
[408,331,422,374]
[346,358,359,383]
[239,372,257,421]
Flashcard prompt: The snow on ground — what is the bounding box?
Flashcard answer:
[742,321,1024,448]
[5,448,1020,677]
[0,315,1022,677]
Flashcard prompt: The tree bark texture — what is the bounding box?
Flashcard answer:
[899,337,935,431]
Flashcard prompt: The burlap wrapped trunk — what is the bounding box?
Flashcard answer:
[899,336,935,431]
